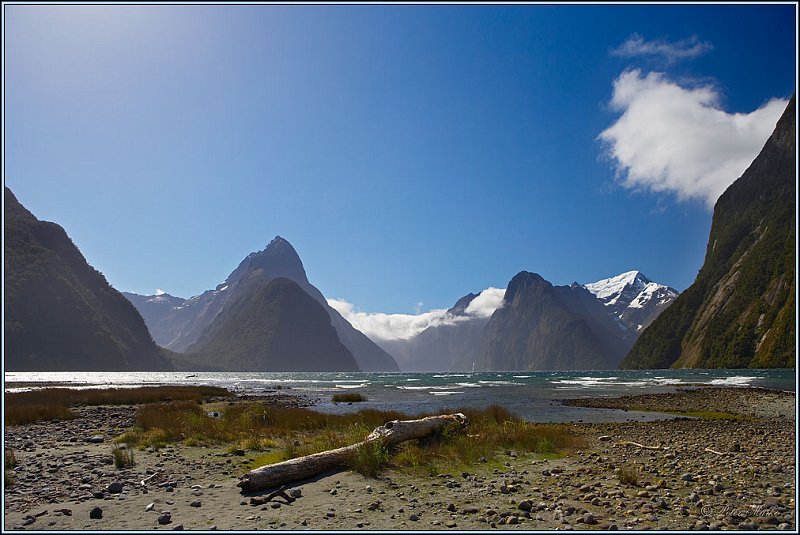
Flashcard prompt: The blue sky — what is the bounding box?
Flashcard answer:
[5,4,796,317]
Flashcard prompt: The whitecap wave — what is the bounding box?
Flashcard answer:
[709,376,755,387]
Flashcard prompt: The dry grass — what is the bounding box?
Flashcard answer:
[119,401,404,450]
[4,449,16,470]
[4,386,232,426]
[112,445,135,469]
[4,449,17,488]
[617,465,640,486]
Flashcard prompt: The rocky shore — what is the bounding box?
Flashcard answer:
[4,387,795,531]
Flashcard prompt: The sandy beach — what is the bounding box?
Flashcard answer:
[3,387,795,531]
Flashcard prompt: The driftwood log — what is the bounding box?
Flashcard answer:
[237,413,467,493]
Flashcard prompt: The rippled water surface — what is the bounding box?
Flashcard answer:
[5,369,794,423]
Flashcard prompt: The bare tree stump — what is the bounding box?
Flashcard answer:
[237,413,467,493]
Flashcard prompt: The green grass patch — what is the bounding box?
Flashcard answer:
[5,386,233,426]
[332,392,367,403]
[389,405,582,474]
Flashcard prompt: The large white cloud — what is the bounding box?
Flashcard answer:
[611,34,712,64]
[598,70,788,208]
[464,287,506,317]
[328,287,506,341]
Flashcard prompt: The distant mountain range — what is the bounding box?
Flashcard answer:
[4,188,171,371]
[623,96,796,369]
[374,270,677,371]
[124,236,399,372]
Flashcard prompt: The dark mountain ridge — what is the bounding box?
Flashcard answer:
[4,187,171,371]
[185,275,359,372]
[623,95,796,369]
[480,271,632,371]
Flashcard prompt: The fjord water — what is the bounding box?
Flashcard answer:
[5,369,794,423]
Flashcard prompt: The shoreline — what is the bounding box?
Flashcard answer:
[4,386,796,531]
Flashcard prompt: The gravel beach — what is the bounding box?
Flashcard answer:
[3,387,795,531]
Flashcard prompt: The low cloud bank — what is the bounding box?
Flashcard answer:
[329,287,506,341]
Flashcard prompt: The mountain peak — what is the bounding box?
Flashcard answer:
[267,235,290,249]
[584,270,651,300]
[227,236,308,285]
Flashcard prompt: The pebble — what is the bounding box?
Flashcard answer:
[190,501,201,508]
[158,512,172,525]
[145,503,155,512]
[107,482,123,494]
[409,514,420,521]
[89,507,103,519]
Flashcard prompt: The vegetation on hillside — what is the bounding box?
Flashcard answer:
[4,188,172,372]
[623,96,795,369]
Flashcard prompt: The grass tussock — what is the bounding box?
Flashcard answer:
[5,386,232,426]
[112,445,135,469]
[4,449,17,488]
[617,465,640,486]
[347,441,389,477]
[332,392,367,403]
[4,449,16,470]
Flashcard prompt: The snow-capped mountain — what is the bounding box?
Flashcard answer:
[584,271,678,332]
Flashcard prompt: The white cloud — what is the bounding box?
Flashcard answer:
[598,70,788,208]
[464,287,506,317]
[155,288,165,296]
[612,34,712,64]
[328,287,506,341]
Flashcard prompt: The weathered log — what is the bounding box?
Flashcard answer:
[237,413,467,493]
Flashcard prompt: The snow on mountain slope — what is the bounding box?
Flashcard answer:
[584,271,678,331]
